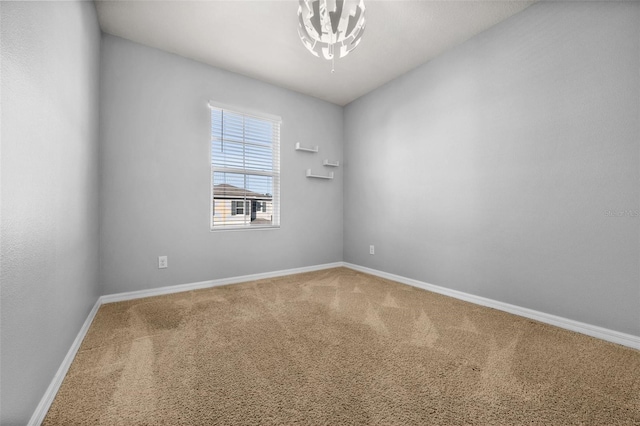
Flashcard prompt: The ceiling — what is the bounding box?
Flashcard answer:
[95,0,535,106]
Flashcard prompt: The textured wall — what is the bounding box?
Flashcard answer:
[344,2,640,335]
[99,35,343,295]
[0,1,102,424]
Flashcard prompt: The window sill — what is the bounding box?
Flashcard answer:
[210,225,280,233]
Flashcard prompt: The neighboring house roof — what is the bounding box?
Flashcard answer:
[213,184,272,200]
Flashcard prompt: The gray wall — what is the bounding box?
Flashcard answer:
[0,1,102,424]
[99,35,343,295]
[344,1,640,336]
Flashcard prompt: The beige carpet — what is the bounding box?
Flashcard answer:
[44,267,640,425]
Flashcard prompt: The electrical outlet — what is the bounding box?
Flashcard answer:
[369,245,375,255]
[158,256,168,269]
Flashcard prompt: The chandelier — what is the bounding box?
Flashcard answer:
[297,0,366,72]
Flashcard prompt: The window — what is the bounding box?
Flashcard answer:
[210,103,280,230]
[230,200,250,216]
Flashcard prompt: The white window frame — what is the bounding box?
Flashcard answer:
[209,102,281,231]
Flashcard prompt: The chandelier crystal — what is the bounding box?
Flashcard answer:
[297,0,366,70]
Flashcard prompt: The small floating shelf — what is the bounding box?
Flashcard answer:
[323,159,340,167]
[295,142,318,153]
[306,169,334,180]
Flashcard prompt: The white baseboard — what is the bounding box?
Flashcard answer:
[27,298,102,426]
[30,260,639,425]
[343,262,640,350]
[99,262,345,304]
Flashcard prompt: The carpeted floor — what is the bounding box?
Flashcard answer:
[44,267,640,425]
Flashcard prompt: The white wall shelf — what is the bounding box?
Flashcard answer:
[323,159,340,167]
[306,169,334,180]
[295,142,318,153]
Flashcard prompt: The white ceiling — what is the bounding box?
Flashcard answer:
[95,0,535,106]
